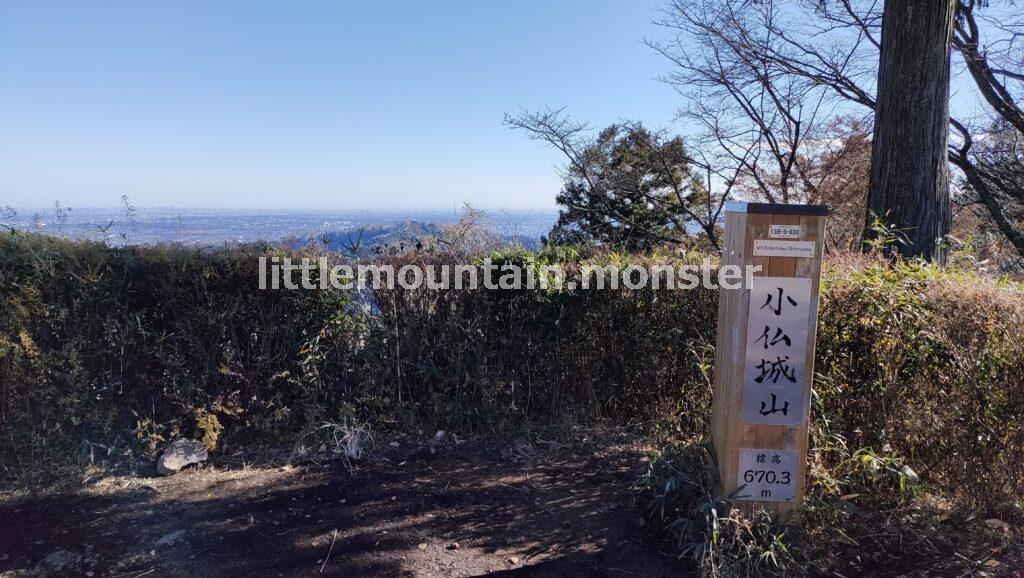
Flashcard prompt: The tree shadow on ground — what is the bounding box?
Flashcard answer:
[0,442,689,577]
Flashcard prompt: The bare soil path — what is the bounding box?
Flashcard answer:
[0,437,687,577]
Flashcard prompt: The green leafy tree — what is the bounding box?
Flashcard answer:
[506,108,722,250]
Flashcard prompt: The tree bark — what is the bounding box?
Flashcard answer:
[866,0,956,261]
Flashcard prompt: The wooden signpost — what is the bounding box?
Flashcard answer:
[711,202,827,521]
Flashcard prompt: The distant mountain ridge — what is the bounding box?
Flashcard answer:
[288,220,541,255]
[289,221,442,255]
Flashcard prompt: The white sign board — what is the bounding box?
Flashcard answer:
[736,448,798,502]
[753,239,815,258]
[768,224,801,239]
[741,276,812,426]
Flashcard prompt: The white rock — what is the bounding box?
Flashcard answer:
[155,529,186,547]
[900,464,919,485]
[157,439,208,476]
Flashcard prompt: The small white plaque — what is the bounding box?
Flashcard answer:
[769,224,801,239]
[736,449,798,502]
[753,239,815,258]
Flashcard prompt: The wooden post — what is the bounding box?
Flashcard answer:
[711,202,827,521]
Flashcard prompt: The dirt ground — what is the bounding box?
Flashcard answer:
[0,434,687,577]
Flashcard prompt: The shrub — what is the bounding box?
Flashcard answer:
[644,433,1018,576]
[0,233,360,471]
[816,255,1024,511]
[193,412,223,452]
[1,231,1022,524]
[363,249,717,431]
[643,442,792,577]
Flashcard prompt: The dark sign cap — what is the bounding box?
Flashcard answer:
[724,201,829,216]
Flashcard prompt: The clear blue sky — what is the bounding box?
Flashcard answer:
[0,0,680,209]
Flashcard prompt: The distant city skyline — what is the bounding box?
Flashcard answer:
[0,1,680,210]
[7,203,559,211]
[3,205,558,246]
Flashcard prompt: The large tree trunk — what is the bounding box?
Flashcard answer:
[866,0,956,261]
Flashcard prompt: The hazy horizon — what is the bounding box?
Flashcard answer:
[7,203,559,212]
[4,204,560,246]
